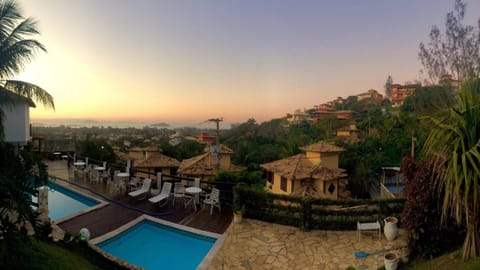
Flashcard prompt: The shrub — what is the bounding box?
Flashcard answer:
[401,156,464,259]
[235,184,404,231]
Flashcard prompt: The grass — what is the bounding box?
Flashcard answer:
[347,249,480,270]
[402,249,480,270]
[4,238,129,270]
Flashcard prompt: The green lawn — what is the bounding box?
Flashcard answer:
[5,239,129,270]
[402,250,480,270]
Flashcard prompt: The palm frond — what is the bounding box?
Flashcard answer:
[422,79,480,259]
[3,80,54,109]
[0,0,45,79]
[0,1,22,41]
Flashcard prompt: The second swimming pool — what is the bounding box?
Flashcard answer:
[96,218,219,270]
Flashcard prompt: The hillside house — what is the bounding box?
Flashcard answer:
[198,131,216,144]
[261,141,349,199]
[120,146,180,177]
[336,122,359,142]
[391,84,419,107]
[356,89,383,105]
[178,144,241,180]
[309,101,353,122]
[286,109,314,125]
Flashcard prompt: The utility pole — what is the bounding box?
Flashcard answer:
[208,117,223,170]
[411,131,416,158]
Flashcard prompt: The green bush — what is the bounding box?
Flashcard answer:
[401,157,465,259]
[235,184,404,231]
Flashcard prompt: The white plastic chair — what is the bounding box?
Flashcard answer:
[89,169,100,184]
[172,182,185,206]
[128,177,142,192]
[203,188,221,215]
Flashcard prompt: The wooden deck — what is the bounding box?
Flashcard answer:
[46,160,232,239]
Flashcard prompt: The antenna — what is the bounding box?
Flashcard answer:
[207,118,223,170]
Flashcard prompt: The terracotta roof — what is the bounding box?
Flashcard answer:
[260,154,346,181]
[178,151,240,177]
[129,146,161,152]
[300,141,344,153]
[133,153,180,168]
[178,153,211,174]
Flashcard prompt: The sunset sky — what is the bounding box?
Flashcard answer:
[16,0,480,126]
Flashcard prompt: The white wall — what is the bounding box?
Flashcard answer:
[3,103,30,145]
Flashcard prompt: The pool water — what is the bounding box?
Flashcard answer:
[385,184,404,193]
[97,220,216,270]
[33,182,100,221]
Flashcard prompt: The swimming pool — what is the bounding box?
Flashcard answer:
[33,182,102,221]
[94,216,222,270]
[385,184,404,193]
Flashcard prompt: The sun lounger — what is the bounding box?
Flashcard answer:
[148,182,172,206]
[128,178,152,199]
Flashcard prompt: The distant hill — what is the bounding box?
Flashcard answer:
[150,122,171,127]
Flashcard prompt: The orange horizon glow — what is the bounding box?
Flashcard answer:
[17,0,480,125]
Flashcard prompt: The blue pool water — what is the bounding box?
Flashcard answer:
[34,182,100,221]
[97,220,216,270]
[386,184,404,193]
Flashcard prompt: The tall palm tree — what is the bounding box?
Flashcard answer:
[422,80,480,260]
[0,0,54,139]
[0,1,53,264]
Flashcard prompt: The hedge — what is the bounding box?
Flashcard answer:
[234,184,405,231]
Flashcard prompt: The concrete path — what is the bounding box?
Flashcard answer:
[208,219,407,270]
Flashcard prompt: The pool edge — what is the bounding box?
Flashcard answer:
[90,214,225,270]
[49,180,109,224]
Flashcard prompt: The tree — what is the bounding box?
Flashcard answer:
[401,84,457,116]
[422,80,480,260]
[419,0,480,84]
[77,138,117,164]
[384,75,393,98]
[0,0,54,139]
[0,1,53,264]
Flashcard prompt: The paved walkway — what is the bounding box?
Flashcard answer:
[208,219,407,270]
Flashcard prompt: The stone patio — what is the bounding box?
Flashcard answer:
[45,160,408,270]
[208,219,408,270]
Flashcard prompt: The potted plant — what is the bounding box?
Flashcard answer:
[384,216,398,241]
[233,204,245,223]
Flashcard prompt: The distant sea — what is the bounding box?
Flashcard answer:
[31,118,228,129]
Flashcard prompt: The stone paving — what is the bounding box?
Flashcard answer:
[45,160,408,270]
[208,219,408,270]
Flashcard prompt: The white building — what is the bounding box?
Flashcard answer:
[1,90,35,145]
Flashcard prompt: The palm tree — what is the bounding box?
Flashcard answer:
[0,1,53,264]
[0,0,54,138]
[422,80,480,260]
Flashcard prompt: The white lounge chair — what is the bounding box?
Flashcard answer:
[128,178,152,200]
[149,182,172,207]
[203,188,221,215]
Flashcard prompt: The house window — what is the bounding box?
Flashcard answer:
[266,171,273,183]
[280,176,287,192]
[291,181,295,193]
